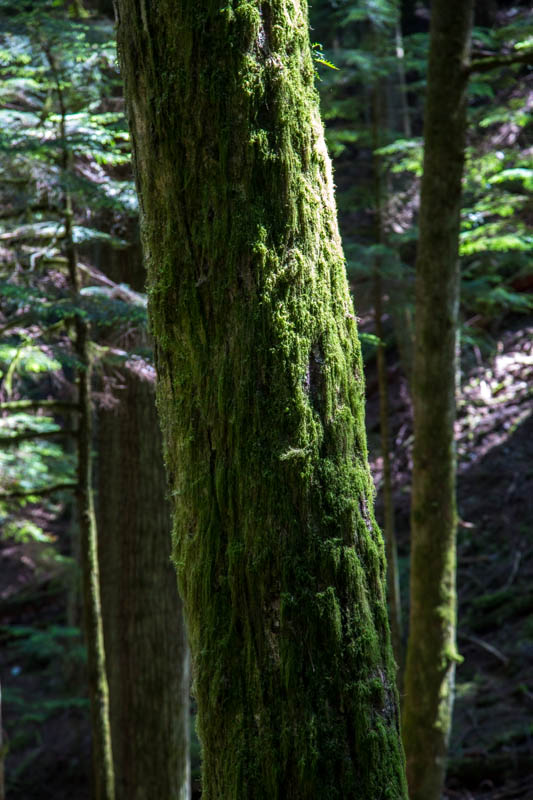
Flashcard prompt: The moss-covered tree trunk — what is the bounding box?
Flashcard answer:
[97,247,190,800]
[116,2,407,798]
[401,3,473,799]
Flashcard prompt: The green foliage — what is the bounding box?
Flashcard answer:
[2,625,86,669]
[2,622,88,778]
[0,2,149,388]
[0,0,135,246]
[375,138,423,176]
[311,42,339,75]
[8,692,89,724]
[0,431,75,508]
[0,411,61,435]
[0,3,147,575]
[309,0,409,307]
[0,343,62,383]
[310,2,533,361]
[1,518,53,543]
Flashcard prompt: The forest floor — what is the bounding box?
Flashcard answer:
[0,316,532,799]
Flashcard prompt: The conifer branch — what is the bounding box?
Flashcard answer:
[0,482,77,499]
[0,400,77,412]
[0,429,78,445]
[468,48,533,75]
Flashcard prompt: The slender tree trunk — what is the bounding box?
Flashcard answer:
[395,22,411,140]
[389,17,415,384]
[66,406,82,636]
[401,3,473,800]
[47,46,115,800]
[76,317,115,800]
[97,247,190,800]
[390,16,414,384]
[116,3,407,798]
[371,84,402,671]
[372,267,402,670]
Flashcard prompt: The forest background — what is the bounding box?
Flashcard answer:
[0,0,532,799]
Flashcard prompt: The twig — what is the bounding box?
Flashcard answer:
[503,550,522,590]
[459,554,495,563]
[458,632,510,667]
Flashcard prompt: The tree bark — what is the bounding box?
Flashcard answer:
[116,2,407,798]
[401,3,473,800]
[97,247,190,800]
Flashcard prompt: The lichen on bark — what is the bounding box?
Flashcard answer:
[116,1,407,797]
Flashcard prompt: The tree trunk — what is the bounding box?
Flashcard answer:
[371,80,403,672]
[372,265,402,671]
[76,318,116,800]
[395,21,411,140]
[47,43,115,798]
[389,17,415,384]
[116,3,407,798]
[97,249,190,800]
[401,3,473,800]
